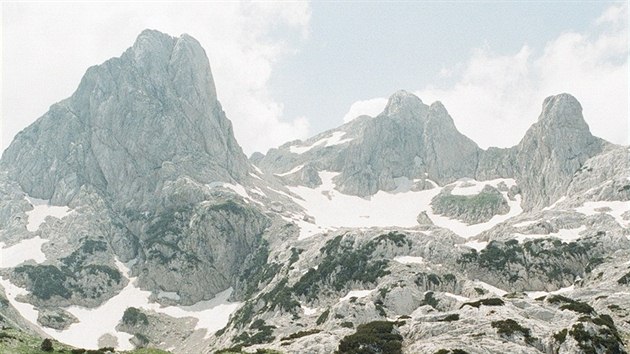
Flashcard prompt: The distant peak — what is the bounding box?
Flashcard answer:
[426,100,456,127]
[539,93,584,123]
[429,100,447,113]
[132,29,176,53]
[383,90,425,116]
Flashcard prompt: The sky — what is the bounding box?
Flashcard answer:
[1,1,628,156]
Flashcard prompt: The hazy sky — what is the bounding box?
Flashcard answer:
[2,1,628,155]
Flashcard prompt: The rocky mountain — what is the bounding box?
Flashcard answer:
[0,29,628,354]
[1,29,249,210]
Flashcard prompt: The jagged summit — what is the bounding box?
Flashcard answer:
[383,90,426,116]
[1,29,249,209]
[540,93,583,121]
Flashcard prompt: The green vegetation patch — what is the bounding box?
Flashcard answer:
[233,320,276,347]
[554,329,568,344]
[617,271,630,285]
[316,309,330,325]
[12,238,123,302]
[281,329,321,341]
[547,295,595,315]
[431,186,508,224]
[336,321,403,354]
[122,307,149,326]
[491,319,535,344]
[293,234,392,300]
[13,265,71,300]
[457,239,593,286]
[569,321,624,354]
[438,314,460,322]
[460,298,504,309]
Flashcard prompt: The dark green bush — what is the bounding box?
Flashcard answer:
[438,314,460,322]
[122,307,148,326]
[336,321,403,354]
[40,338,54,352]
[316,309,330,325]
[280,329,321,341]
[460,298,504,309]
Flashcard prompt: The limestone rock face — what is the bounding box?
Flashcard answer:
[512,94,605,210]
[258,91,483,197]
[0,29,249,210]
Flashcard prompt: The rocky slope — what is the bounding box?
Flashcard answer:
[0,29,627,354]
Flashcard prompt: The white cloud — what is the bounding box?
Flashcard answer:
[346,3,628,148]
[1,2,311,155]
[342,97,389,123]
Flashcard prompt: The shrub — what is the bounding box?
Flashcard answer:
[491,319,534,344]
[617,271,630,285]
[554,329,568,344]
[438,314,460,322]
[548,295,595,315]
[336,321,403,354]
[460,298,504,309]
[280,329,321,341]
[122,307,149,326]
[40,338,54,352]
[316,309,330,325]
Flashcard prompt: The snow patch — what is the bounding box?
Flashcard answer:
[289,131,353,154]
[513,219,541,228]
[340,289,373,302]
[525,285,575,299]
[249,172,262,180]
[514,225,587,243]
[444,292,469,302]
[473,281,507,296]
[301,305,318,316]
[576,201,630,228]
[449,178,516,196]
[0,236,48,268]
[249,187,266,197]
[275,164,305,177]
[393,256,424,264]
[207,182,249,200]
[25,197,72,232]
[463,241,488,252]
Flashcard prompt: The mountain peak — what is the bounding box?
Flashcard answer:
[383,90,425,116]
[538,93,587,127]
[1,30,247,207]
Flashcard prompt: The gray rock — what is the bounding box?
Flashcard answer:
[511,94,605,210]
[37,308,79,331]
[431,185,510,224]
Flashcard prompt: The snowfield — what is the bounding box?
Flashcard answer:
[514,225,587,243]
[576,201,630,229]
[25,197,73,232]
[287,172,522,239]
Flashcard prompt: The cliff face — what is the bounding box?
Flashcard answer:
[1,29,249,210]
